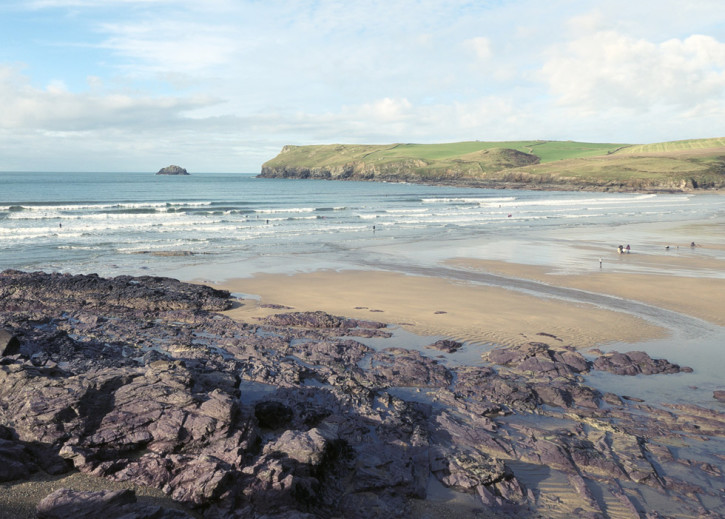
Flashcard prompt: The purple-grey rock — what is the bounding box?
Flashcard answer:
[592,350,689,375]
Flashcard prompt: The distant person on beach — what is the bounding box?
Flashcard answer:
[617,245,624,254]
[691,241,697,248]
[625,244,630,253]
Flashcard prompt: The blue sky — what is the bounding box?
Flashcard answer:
[1,0,724,172]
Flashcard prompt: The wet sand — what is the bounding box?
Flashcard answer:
[220,268,670,349]
[219,244,725,349]
[447,254,725,327]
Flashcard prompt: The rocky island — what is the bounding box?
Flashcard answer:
[1,269,723,518]
[157,165,189,175]
[259,137,725,192]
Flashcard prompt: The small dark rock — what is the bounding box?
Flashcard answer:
[425,339,463,353]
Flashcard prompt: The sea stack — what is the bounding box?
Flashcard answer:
[156,165,189,175]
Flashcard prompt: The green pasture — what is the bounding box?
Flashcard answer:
[269,140,630,168]
[615,137,725,155]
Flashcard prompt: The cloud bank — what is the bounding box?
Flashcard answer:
[1,0,724,171]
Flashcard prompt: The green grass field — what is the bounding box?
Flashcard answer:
[262,137,725,190]
[614,137,725,154]
[272,140,628,166]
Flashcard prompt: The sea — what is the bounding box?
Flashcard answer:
[2,171,723,281]
[1,170,725,406]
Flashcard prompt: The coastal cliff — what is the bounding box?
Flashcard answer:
[259,139,725,192]
[260,144,539,182]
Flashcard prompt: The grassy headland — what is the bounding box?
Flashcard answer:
[259,137,725,192]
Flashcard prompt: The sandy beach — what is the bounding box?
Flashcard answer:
[218,257,719,351]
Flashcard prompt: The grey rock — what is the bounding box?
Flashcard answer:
[425,339,463,353]
[592,350,689,375]
[156,165,189,175]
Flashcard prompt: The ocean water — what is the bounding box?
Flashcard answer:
[2,171,723,281]
[2,171,725,408]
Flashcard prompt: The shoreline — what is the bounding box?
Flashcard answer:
[256,172,725,194]
[215,250,725,349]
[218,269,668,350]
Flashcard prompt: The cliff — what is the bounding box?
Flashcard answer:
[259,139,725,192]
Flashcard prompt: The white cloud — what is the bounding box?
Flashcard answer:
[541,31,725,114]
[465,36,492,61]
[356,98,413,122]
[98,20,240,77]
[0,65,217,130]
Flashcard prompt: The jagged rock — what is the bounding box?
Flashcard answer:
[592,350,690,375]
[713,390,725,402]
[0,270,232,313]
[484,341,590,377]
[362,348,452,388]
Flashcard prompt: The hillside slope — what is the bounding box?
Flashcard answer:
[259,139,725,192]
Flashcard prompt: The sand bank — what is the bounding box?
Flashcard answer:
[219,268,669,349]
[447,256,725,327]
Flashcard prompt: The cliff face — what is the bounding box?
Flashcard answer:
[260,148,540,183]
[260,159,429,181]
[259,142,725,192]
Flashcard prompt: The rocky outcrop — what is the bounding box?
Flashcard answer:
[0,270,723,519]
[592,350,692,375]
[0,269,232,313]
[156,165,189,175]
[259,146,539,183]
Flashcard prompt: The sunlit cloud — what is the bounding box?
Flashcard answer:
[541,31,725,114]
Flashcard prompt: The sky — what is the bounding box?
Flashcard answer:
[1,0,724,172]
